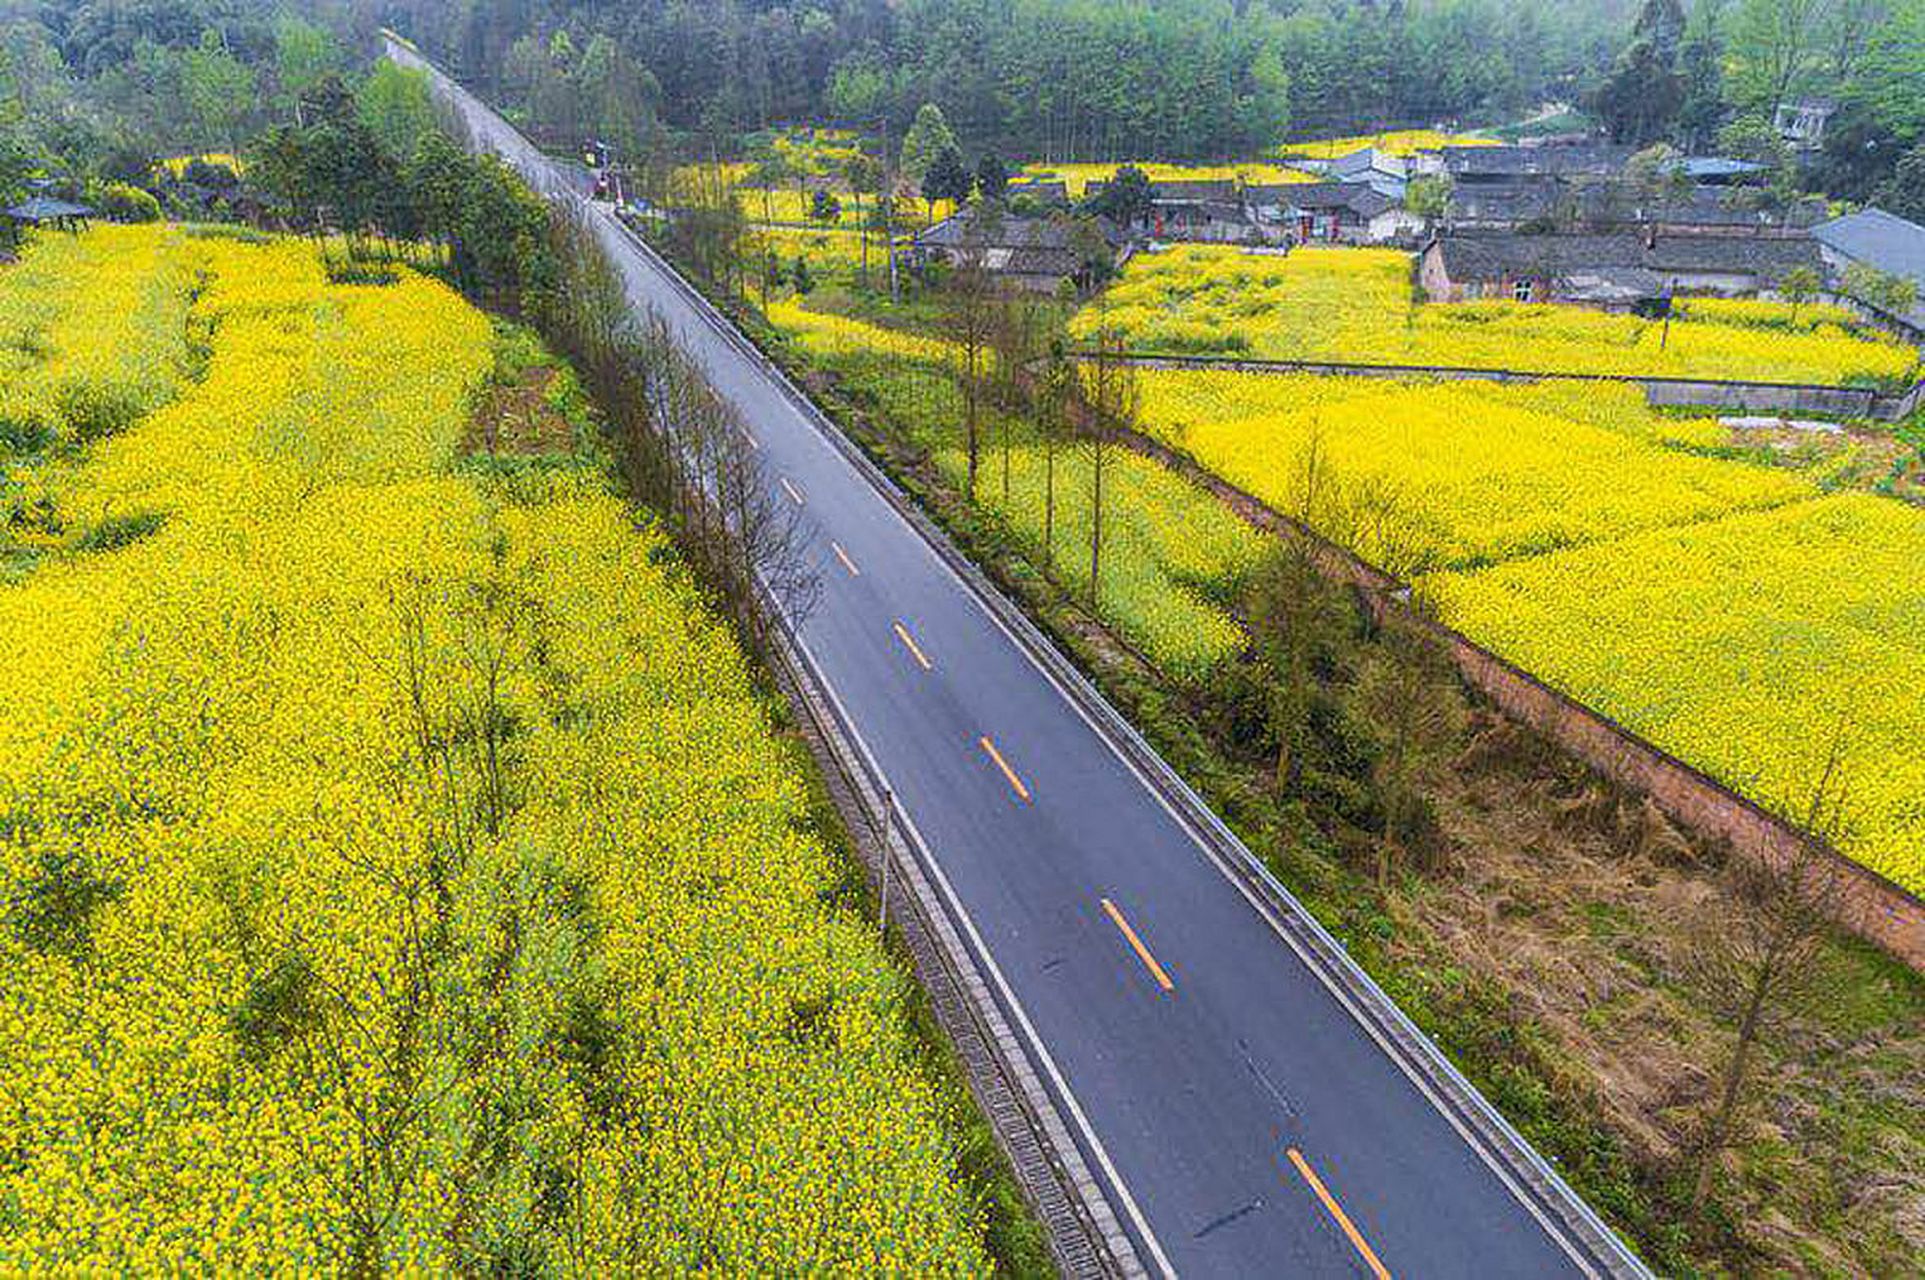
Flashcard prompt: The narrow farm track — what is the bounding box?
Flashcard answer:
[390,37,1650,1280]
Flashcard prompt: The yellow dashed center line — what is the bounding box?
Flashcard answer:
[832,541,860,576]
[1286,1147,1391,1280]
[893,621,933,670]
[978,735,1032,803]
[1100,898,1175,992]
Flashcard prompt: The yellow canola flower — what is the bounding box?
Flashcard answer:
[1077,243,1921,385]
[0,225,991,1272]
[1276,130,1500,159]
[1133,370,1810,573]
[765,298,1264,677]
[1428,494,1925,894]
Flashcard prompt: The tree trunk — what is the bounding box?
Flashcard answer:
[1043,431,1055,566]
[1090,436,1104,606]
[1693,970,1770,1213]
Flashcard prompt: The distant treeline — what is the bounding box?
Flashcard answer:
[387,0,1622,158]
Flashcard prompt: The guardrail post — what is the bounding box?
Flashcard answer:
[878,788,894,931]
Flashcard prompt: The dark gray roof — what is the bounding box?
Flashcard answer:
[1434,230,1823,286]
[1286,182,1397,217]
[915,211,1124,257]
[1148,179,1239,202]
[5,195,94,222]
[1242,183,1302,207]
[1328,148,1403,178]
[1815,207,1925,326]
[1448,180,1824,231]
[1445,144,1635,179]
[1446,178,1565,224]
[1815,207,1925,282]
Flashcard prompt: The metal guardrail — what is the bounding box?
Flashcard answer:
[392,34,1650,1278]
[389,35,1144,1276]
[605,213,1650,1280]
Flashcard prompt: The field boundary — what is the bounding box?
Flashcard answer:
[766,602,1142,1279]
[596,222,1652,1280]
[1070,349,1923,420]
[1110,423,1925,971]
[397,34,1649,1272]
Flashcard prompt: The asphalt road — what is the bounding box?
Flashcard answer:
[396,41,1638,1279]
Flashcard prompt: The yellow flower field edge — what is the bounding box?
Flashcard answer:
[1132,368,1809,573]
[1427,494,1925,896]
[0,226,993,1270]
[1274,130,1500,159]
[1077,244,1921,386]
[765,296,1265,677]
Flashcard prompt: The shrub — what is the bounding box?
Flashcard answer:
[95,182,162,224]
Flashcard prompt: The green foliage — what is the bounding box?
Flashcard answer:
[1404,174,1452,220]
[920,146,971,209]
[6,847,123,960]
[93,180,161,223]
[356,61,437,159]
[898,102,958,184]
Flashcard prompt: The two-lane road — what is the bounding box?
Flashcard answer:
[394,38,1644,1278]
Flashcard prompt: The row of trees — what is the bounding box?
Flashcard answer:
[388,0,1621,161]
[1592,0,1925,218]
[0,3,365,194]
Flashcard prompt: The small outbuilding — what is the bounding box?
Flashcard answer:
[4,195,95,232]
[1813,206,1925,340]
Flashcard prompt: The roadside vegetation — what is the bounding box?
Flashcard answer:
[1127,368,1925,895]
[0,202,1016,1271]
[663,188,1925,1274]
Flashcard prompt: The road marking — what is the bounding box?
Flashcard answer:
[978,735,1032,803]
[1287,1147,1391,1280]
[831,541,860,577]
[779,476,804,506]
[893,621,933,670]
[739,423,760,450]
[1100,898,1175,992]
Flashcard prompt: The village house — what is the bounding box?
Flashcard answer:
[1440,142,1637,185]
[1002,177,1070,209]
[1774,97,1836,152]
[1265,182,1422,245]
[1420,229,1825,307]
[1813,207,1925,341]
[1445,178,1825,236]
[912,211,1125,293]
[1316,147,1408,199]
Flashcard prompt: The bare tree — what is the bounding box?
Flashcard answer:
[941,237,997,500]
[1035,338,1074,568]
[1077,326,1138,609]
[987,295,1041,503]
[1247,532,1351,797]
[1685,728,1860,1215]
[1346,601,1459,889]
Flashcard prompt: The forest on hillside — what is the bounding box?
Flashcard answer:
[2,0,1924,212]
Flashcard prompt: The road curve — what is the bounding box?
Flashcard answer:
[391,38,1648,1280]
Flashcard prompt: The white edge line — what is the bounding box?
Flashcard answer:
[599,203,1602,1274]
[793,626,1177,1280]
[400,44,1613,1278]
